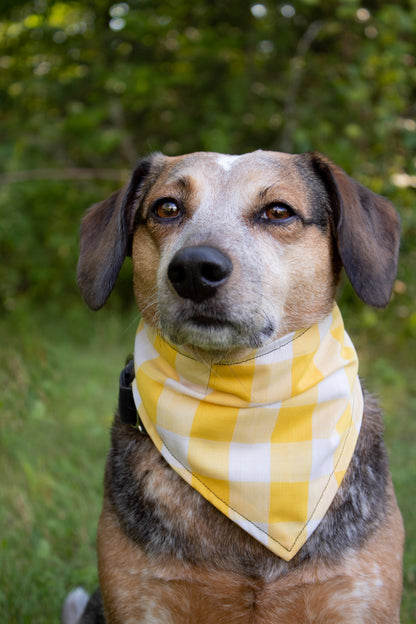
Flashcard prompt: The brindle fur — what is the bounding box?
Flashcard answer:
[66,150,403,624]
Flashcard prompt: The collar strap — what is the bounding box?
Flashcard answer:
[118,359,147,433]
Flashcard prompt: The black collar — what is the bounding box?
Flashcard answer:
[118,358,147,434]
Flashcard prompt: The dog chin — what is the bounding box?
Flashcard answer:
[162,318,274,360]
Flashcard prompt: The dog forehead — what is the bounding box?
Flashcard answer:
[153,150,311,199]
[160,149,295,176]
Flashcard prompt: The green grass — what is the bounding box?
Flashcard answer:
[0,304,138,623]
[0,302,415,623]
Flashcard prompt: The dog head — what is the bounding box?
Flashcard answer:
[77,150,400,357]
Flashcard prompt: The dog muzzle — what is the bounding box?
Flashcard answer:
[132,305,363,561]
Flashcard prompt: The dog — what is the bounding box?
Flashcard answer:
[65,150,404,623]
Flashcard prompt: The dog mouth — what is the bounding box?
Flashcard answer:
[188,315,231,329]
[160,311,275,356]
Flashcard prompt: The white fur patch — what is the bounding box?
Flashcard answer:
[216,154,241,172]
[61,587,89,624]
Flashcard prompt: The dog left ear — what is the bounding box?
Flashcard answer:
[77,158,154,310]
[309,153,401,308]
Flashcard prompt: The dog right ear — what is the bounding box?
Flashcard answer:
[77,158,154,310]
[308,153,400,308]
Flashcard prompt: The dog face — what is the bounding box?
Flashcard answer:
[77,150,400,358]
[131,151,339,353]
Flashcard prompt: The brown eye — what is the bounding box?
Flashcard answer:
[261,203,295,222]
[152,200,181,220]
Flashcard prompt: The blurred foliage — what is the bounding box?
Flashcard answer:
[0,0,415,328]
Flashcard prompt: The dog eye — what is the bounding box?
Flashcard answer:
[152,200,181,220]
[260,203,295,222]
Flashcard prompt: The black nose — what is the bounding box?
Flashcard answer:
[167,246,233,303]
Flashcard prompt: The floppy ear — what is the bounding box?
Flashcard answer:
[77,158,154,310]
[309,153,400,308]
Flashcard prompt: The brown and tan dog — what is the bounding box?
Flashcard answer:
[65,150,403,623]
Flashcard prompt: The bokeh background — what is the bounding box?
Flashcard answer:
[1,1,415,621]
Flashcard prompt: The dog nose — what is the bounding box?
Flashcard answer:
[168,246,233,303]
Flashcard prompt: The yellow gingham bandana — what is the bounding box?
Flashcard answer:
[132,305,363,561]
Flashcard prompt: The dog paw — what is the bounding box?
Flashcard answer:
[61,587,90,624]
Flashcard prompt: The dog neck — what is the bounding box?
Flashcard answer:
[132,305,363,561]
